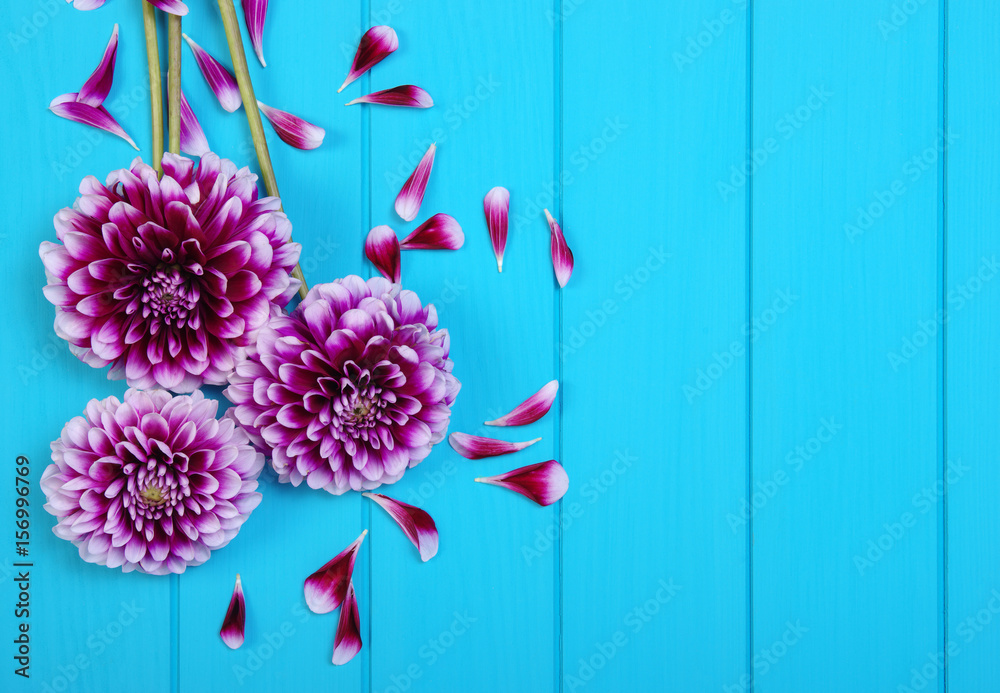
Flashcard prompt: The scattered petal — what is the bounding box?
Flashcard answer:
[394,143,436,222]
[241,0,269,67]
[256,101,325,150]
[362,493,438,562]
[483,187,509,272]
[400,214,464,251]
[475,460,569,506]
[339,26,399,93]
[68,0,107,9]
[448,433,541,460]
[345,85,433,108]
[365,226,401,283]
[219,574,246,649]
[183,33,242,112]
[331,582,362,665]
[149,0,189,14]
[544,209,574,288]
[49,93,138,150]
[77,24,118,107]
[485,380,559,427]
[180,91,210,157]
[304,530,367,614]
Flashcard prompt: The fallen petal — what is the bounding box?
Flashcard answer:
[475,460,569,506]
[68,0,107,9]
[241,0,269,67]
[49,93,138,150]
[365,225,401,283]
[257,101,325,150]
[483,187,509,272]
[485,380,559,426]
[304,529,367,614]
[400,214,464,251]
[149,0,189,14]
[77,24,118,107]
[545,209,574,288]
[339,26,399,93]
[331,582,362,665]
[219,573,245,649]
[394,143,436,222]
[180,91,210,157]
[362,493,438,562]
[449,433,541,460]
[183,33,242,112]
[345,85,433,108]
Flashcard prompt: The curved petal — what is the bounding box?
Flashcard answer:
[362,493,438,561]
[77,24,119,107]
[241,0,269,67]
[485,380,559,427]
[399,213,464,251]
[49,93,139,150]
[394,143,436,222]
[331,582,362,665]
[345,85,433,108]
[257,101,325,150]
[483,186,509,272]
[545,209,574,288]
[475,460,569,507]
[219,573,245,649]
[180,91,210,157]
[183,33,241,112]
[448,433,541,460]
[365,225,401,283]
[303,530,367,614]
[339,26,398,93]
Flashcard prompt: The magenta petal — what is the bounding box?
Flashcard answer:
[345,85,433,108]
[339,26,399,93]
[483,187,509,272]
[448,433,541,460]
[545,209,574,288]
[475,460,569,507]
[183,34,242,112]
[77,24,118,107]
[220,574,245,649]
[362,493,438,562]
[257,101,325,150]
[394,143,436,222]
[485,380,559,427]
[149,0,189,15]
[70,0,106,9]
[399,213,464,251]
[180,91,210,157]
[303,530,367,614]
[332,582,362,665]
[241,0,269,67]
[49,93,138,150]
[365,226,401,283]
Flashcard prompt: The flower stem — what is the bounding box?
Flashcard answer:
[217,0,308,299]
[166,13,182,155]
[141,2,164,175]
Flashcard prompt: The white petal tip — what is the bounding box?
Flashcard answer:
[360,529,369,538]
[544,209,555,223]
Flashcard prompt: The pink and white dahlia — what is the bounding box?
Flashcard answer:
[39,153,301,392]
[41,389,265,575]
[226,276,460,494]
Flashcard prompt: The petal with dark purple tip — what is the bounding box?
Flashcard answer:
[241,0,269,67]
[399,213,464,251]
[339,26,398,93]
[448,433,541,460]
[49,93,138,150]
[303,530,367,614]
[483,187,509,272]
[220,573,245,649]
[485,380,559,427]
[365,226,401,283]
[362,493,438,561]
[545,209,574,288]
[77,24,118,107]
[475,460,569,507]
[183,34,242,112]
[149,0,189,15]
[394,143,435,222]
[257,101,325,150]
[180,92,210,157]
[331,582,362,665]
[345,85,433,108]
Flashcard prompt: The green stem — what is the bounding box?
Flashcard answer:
[141,2,164,175]
[167,13,182,155]
[217,0,308,299]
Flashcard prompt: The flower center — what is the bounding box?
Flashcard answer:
[140,485,165,505]
[141,265,197,326]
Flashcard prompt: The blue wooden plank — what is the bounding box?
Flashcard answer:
[560,1,749,690]
[750,1,942,690]
[946,2,1000,690]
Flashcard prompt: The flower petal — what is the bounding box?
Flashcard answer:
[69,0,106,9]
[545,209,574,288]
[483,187,509,272]
[183,34,242,112]
[345,85,433,108]
[49,93,138,150]
[257,101,325,150]
[303,529,367,614]
[339,26,399,93]
[241,0,269,67]
[77,24,118,107]
[475,460,569,507]
[331,582,362,665]
[149,0,189,15]
[448,433,541,460]
[399,213,464,251]
[485,380,559,426]
[219,573,245,649]
[180,91,210,157]
[394,143,436,222]
[362,493,438,562]
[365,225,401,283]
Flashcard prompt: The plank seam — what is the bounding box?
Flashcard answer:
[745,1,755,691]
[554,1,565,691]
[939,0,949,690]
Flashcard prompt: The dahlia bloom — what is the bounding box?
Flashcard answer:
[41,389,264,575]
[39,153,301,392]
[226,276,460,494]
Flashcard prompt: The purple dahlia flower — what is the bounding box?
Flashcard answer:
[39,153,301,392]
[226,275,460,494]
[41,389,264,575]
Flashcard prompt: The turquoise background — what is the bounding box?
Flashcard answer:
[1,0,997,691]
